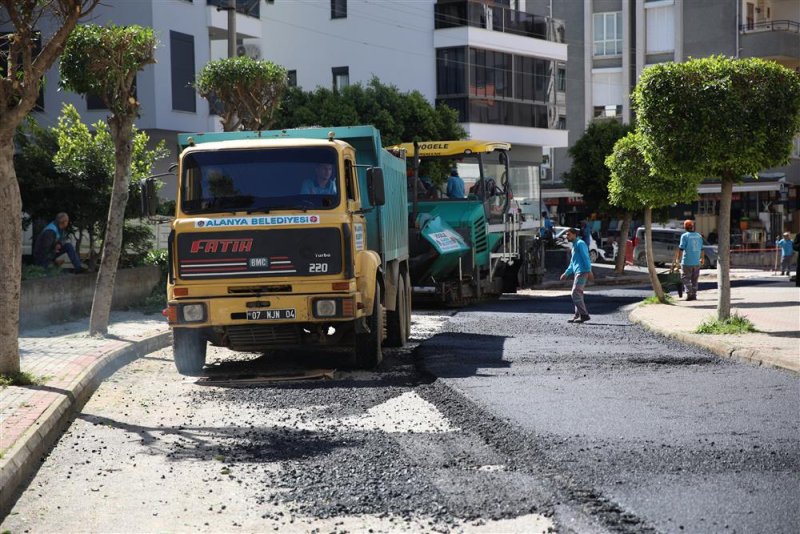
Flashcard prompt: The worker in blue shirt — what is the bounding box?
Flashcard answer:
[675,219,704,301]
[446,168,465,199]
[539,211,554,242]
[776,232,795,276]
[560,227,593,323]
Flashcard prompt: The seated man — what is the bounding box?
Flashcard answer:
[446,168,465,199]
[301,163,337,195]
[33,212,85,273]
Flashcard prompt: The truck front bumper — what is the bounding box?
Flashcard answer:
[166,292,362,328]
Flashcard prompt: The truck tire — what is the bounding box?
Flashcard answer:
[386,273,410,347]
[636,252,647,267]
[173,328,207,376]
[355,284,383,368]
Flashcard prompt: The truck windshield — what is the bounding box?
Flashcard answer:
[180,147,340,214]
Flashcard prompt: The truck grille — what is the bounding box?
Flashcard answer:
[226,324,301,351]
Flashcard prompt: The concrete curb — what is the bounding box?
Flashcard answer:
[539,275,647,290]
[0,330,171,518]
[628,310,798,374]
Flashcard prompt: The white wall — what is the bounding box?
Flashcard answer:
[259,0,436,98]
[33,0,213,134]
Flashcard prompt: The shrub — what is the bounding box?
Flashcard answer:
[695,313,758,335]
[21,264,62,280]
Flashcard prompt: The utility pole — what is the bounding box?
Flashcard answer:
[216,0,237,58]
[228,0,237,58]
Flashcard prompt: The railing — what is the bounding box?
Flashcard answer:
[434,1,565,43]
[739,19,799,33]
[206,0,260,19]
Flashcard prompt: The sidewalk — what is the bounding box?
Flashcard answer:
[0,312,170,517]
[630,279,800,373]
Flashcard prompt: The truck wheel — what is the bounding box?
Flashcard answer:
[386,274,410,347]
[173,328,207,376]
[636,253,647,267]
[355,284,383,368]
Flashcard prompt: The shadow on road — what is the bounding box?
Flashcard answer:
[75,412,354,464]
[415,332,510,379]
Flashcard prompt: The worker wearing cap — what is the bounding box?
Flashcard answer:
[776,232,795,276]
[674,219,704,301]
[446,168,465,199]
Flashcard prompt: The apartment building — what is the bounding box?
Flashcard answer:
[536,0,799,235]
[6,0,267,196]
[253,0,569,214]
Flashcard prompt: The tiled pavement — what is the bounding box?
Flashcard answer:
[0,312,170,515]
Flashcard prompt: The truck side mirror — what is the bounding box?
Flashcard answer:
[140,177,159,217]
[366,167,385,206]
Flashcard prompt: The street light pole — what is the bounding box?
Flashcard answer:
[227,0,237,58]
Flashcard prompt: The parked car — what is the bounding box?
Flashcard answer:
[553,226,612,263]
[633,227,718,269]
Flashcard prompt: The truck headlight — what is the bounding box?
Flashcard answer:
[181,303,206,323]
[314,299,337,317]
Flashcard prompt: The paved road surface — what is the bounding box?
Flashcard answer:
[3,281,798,533]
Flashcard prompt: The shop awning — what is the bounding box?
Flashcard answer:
[541,188,581,199]
[698,181,783,194]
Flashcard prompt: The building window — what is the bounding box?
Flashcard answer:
[436,47,467,96]
[593,105,622,120]
[557,65,566,92]
[287,70,297,87]
[170,30,196,113]
[593,12,622,56]
[436,45,562,129]
[331,0,347,19]
[332,66,349,92]
[470,48,512,99]
[645,5,675,53]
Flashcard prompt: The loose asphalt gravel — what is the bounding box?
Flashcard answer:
[2,282,798,533]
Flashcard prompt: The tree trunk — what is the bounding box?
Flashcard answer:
[644,207,666,302]
[615,211,631,274]
[0,141,22,374]
[717,177,733,320]
[89,116,135,335]
[88,226,96,269]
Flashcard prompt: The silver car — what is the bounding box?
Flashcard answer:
[633,227,718,269]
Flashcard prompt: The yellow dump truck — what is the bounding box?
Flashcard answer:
[143,126,410,375]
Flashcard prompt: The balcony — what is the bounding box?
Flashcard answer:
[434,0,565,44]
[739,20,800,65]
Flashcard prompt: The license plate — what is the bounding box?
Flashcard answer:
[246,309,296,321]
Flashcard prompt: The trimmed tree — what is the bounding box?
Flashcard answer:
[59,24,157,335]
[0,0,100,374]
[196,56,288,131]
[273,77,466,147]
[52,103,168,264]
[563,119,633,273]
[633,56,800,319]
[607,132,701,302]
